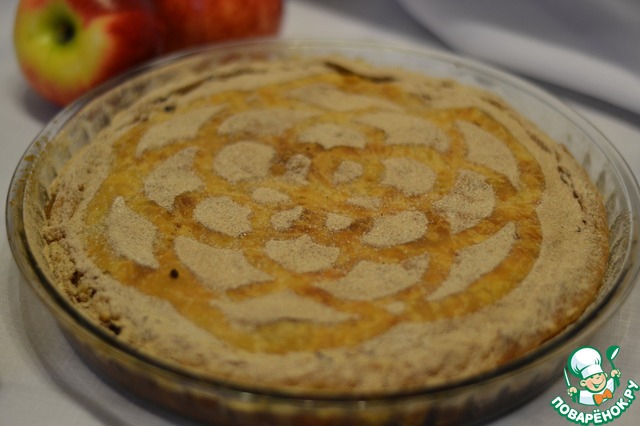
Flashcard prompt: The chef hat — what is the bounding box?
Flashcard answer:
[569,347,604,379]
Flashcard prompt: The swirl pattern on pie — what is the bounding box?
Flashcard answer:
[42,55,609,393]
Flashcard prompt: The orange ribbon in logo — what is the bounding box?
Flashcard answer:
[594,389,613,405]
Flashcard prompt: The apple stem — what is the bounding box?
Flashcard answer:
[55,20,75,45]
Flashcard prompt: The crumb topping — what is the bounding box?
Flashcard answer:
[194,196,253,237]
[143,147,203,212]
[265,235,340,273]
[213,141,276,183]
[106,197,158,269]
[174,236,271,292]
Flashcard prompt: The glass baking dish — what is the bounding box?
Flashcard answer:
[6,39,640,425]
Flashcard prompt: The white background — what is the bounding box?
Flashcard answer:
[1,1,639,425]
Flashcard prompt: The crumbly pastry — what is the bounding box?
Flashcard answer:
[42,55,609,393]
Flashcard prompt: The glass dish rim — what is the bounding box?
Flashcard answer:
[6,38,640,402]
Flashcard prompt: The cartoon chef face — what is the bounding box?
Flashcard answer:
[581,372,609,392]
[569,347,607,393]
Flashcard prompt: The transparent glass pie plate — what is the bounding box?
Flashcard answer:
[6,40,640,425]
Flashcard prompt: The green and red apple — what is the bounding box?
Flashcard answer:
[13,0,284,107]
[14,0,164,107]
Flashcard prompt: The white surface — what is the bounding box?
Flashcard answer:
[1,0,640,425]
[397,0,640,114]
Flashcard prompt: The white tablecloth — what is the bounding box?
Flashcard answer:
[1,1,639,424]
[398,0,640,114]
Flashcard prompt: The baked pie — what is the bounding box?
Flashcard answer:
[42,54,609,393]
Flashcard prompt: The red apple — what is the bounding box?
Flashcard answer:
[13,0,164,107]
[155,0,283,53]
